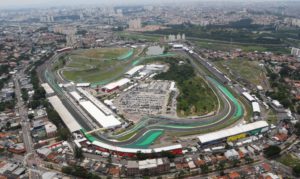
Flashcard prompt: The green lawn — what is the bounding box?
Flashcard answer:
[214,59,268,87]
[117,32,161,42]
[177,77,218,117]
[61,48,136,83]
[277,154,300,168]
[195,40,290,54]
[267,109,278,125]
[73,48,130,59]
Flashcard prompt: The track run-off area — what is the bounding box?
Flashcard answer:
[39,48,245,149]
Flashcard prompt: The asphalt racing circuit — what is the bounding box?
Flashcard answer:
[37,47,245,150]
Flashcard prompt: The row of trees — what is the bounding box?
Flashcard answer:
[28,54,71,141]
[62,166,101,179]
[0,64,12,112]
[263,145,300,177]
[21,88,28,101]
[27,69,47,109]
[0,100,15,112]
[291,124,300,177]
[266,64,299,113]
[136,150,176,160]
[149,22,286,44]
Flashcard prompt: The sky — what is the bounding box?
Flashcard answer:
[0,0,296,9]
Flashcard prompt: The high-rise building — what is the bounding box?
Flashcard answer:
[291,18,300,27]
[176,34,181,40]
[129,18,142,29]
[116,9,123,17]
[291,47,300,57]
[168,34,176,41]
[40,15,54,22]
[182,34,186,40]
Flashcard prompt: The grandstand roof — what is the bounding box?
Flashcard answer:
[41,83,54,94]
[198,121,269,144]
[76,83,90,87]
[92,140,182,154]
[242,92,255,102]
[252,102,261,113]
[47,96,81,133]
[125,65,144,76]
[102,78,131,91]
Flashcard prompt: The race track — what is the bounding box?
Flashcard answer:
[37,49,245,149]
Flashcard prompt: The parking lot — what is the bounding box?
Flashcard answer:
[114,80,176,122]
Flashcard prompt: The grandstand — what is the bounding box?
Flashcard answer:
[77,87,111,115]
[198,121,269,146]
[47,96,81,133]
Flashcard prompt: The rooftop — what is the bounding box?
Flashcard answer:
[198,121,269,144]
[47,96,81,133]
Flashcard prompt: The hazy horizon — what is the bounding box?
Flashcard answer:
[1,0,299,9]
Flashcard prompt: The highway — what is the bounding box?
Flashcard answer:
[36,47,244,147]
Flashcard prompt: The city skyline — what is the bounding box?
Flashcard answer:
[0,0,297,9]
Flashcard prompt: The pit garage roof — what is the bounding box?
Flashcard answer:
[252,102,261,113]
[79,101,121,128]
[77,88,111,115]
[47,96,81,133]
[125,65,144,76]
[76,83,90,87]
[198,121,269,144]
[173,44,184,48]
[41,83,54,94]
[92,140,182,154]
[70,91,82,102]
[102,78,131,91]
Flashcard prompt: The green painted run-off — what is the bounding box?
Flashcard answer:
[117,49,134,60]
[123,129,164,149]
[208,77,243,119]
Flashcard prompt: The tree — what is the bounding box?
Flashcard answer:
[216,161,226,171]
[74,146,84,160]
[294,122,300,136]
[21,88,29,101]
[33,87,46,100]
[62,166,72,174]
[57,128,70,141]
[28,114,34,120]
[244,155,254,164]
[296,105,300,115]
[47,108,62,126]
[293,164,300,177]
[28,100,42,109]
[62,165,100,179]
[87,173,102,179]
[107,154,112,164]
[200,164,209,173]
[136,151,147,160]
[161,151,175,159]
[178,170,185,178]
[231,159,240,167]
[6,121,11,129]
[263,145,281,158]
